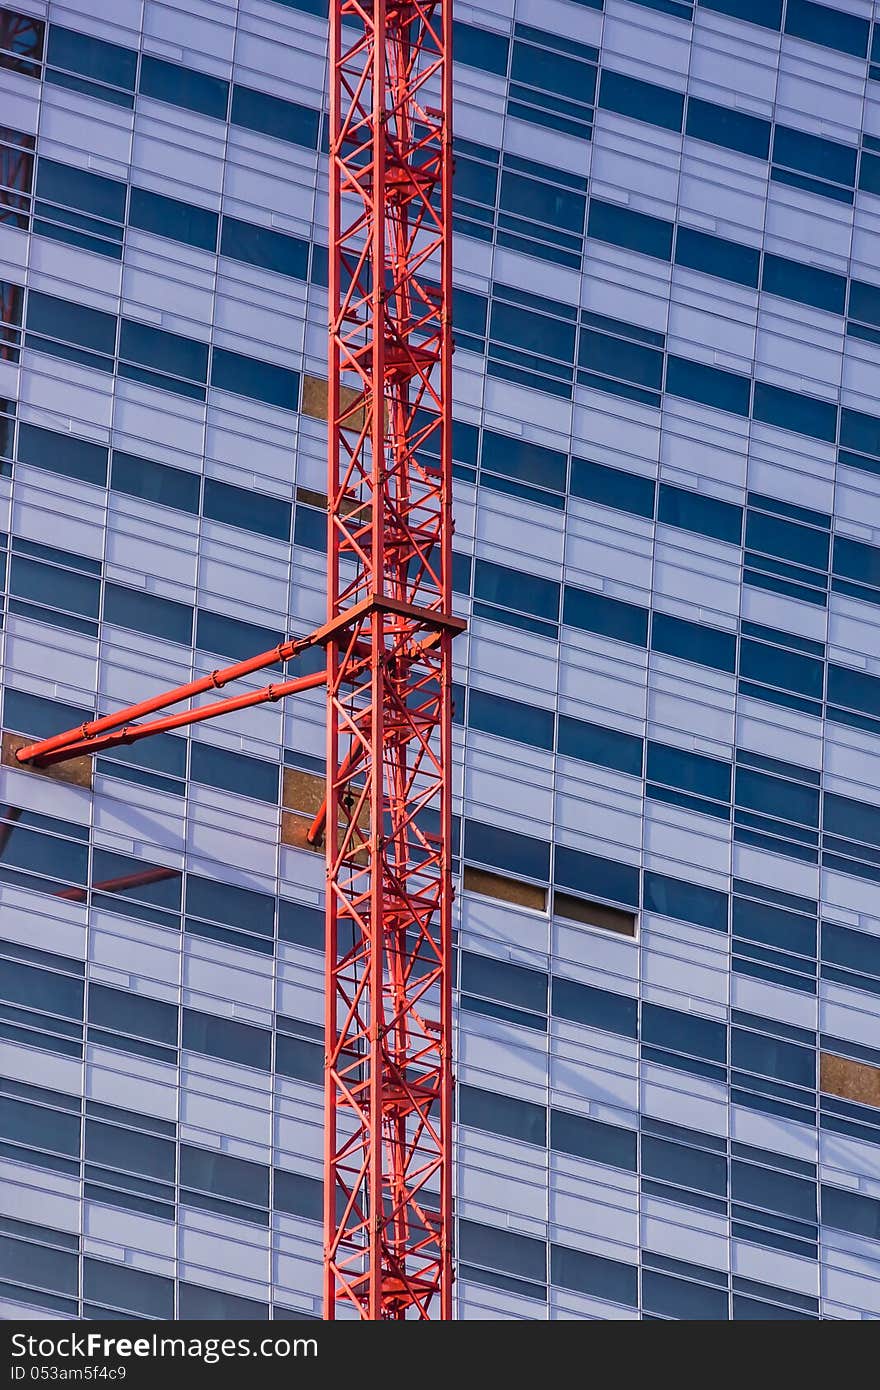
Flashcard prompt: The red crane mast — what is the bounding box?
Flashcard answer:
[13,0,458,1321]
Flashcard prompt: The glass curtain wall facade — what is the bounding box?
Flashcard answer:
[0,0,879,1322]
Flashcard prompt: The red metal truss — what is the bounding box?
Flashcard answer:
[11,0,460,1323]
[323,0,458,1320]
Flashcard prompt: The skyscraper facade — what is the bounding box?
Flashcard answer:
[1,0,880,1322]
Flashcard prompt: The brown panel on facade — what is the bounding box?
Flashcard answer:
[1,731,93,790]
[462,865,546,912]
[281,765,370,861]
[821,1052,880,1109]
[281,767,324,853]
[554,891,637,937]
[301,374,370,431]
[283,766,324,817]
[295,485,368,523]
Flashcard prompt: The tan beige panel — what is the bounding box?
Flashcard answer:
[1,731,93,790]
[462,865,546,913]
[301,374,369,431]
[554,891,636,937]
[821,1052,880,1109]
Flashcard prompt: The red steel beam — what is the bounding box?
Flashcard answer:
[324,0,458,1319]
[19,670,328,768]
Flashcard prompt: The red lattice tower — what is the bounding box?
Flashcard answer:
[323,0,458,1320]
[13,0,458,1321]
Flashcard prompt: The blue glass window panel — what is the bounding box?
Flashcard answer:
[26,290,116,356]
[181,1144,267,1207]
[785,0,869,58]
[828,665,880,724]
[0,959,82,1020]
[563,586,648,647]
[111,450,200,513]
[570,457,655,518]
[231,85,319,149]
[746,508,829,570]
[464,820,550,882]
[579,325,664,397]
[762,253,846,315]
[462,952,547,1015]
[452,21,509,76]
[190,741,279,804]
[599,70,684,132]
[0,9,44,77]
[510,32,597,106]
[651,611,736,673]
[552,976,639,1039]
[686,96,770,159]
[557,715,643,777]
[186,875,274,937]
[196,608,282,662]
[848,278,880,330]
[647,742,730,804]
[480,430,567,493]
[211,347,300,410]
[736,766,819,828]
[732,1160,817,1222]
[0,1095,79,1156]
[468,689,554,751]
[460,1085,547,1146]
[643,1270,728,1320]
[128,187,218,253]
[119,319,209,385]
[833,535,880,592]
[754,380,838,443]
[551,1109,636,1169]
[0,1236,78,1298]
[459,1220,545,1284]
[588,199,673,261]
[643,872,728,932]
[182,1008,271,1071]
[674,226,760,289]
[203,478,291,541]
[474,558,559,620]
[278,898,323,949]
[104,584,193,646]
[489,299,576,370]
[88,984,177,1046]
[772,125,857,190]
[551,1245,638,1307]
[822,1185,880,1240]
[220,216,308,279]
[84,1259,173,1319]
[733,897,817,957]
[627,0,694,20]
[36,159,126,225]
[666,355,751,416]
[824,791,880,850]
[642,1002,727,1063]
[178,1281,267,1321]
[0,818,88,889]
[554,846,640,908]
[10,554,100,620]
[46,27,137,107]
[17,424,107,486]
[85,1120,174,1183]
[840,406,880,472]
[658,484,742,544]
[499,167,586,236]
[740,638,824,700]
[273,1167,322,1222]
[731,1028,815,1088]
[139,55,229,120]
